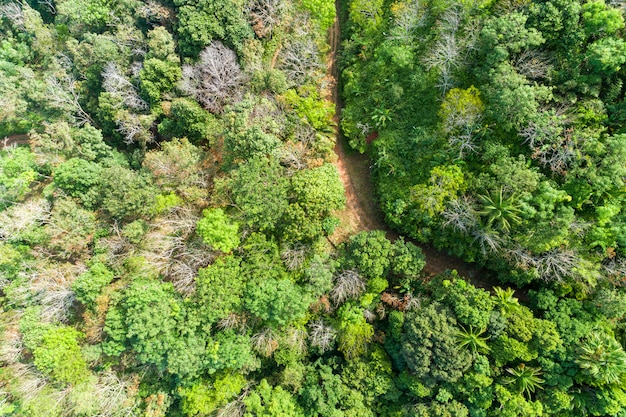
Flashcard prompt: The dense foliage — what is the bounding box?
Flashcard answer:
[1,0,626,416]
[341,0,626,291]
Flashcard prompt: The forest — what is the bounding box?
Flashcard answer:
[1,0,626,415]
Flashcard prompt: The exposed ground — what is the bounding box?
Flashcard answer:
[1,134,29,149]
[2,23,493,288]
[325,11,492,284]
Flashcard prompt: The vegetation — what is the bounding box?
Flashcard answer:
[0,0,626,416]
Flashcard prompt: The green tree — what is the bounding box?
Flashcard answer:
[32,326,90,385]
[98,165,156,221]
[502,364,545,399]
[53,158,102,207]
[244,379,305,417]
[103,279,183,369]
[400,302,472,384]
[140,58,181,105]
[336,304,374,359]
[341,230,393,280]
[158,98,217,144]
[389,238,426,279]
[196,208,240,252]
[411,165,466,217]
[244,278,311,327]
[217,156,289,232]
[179,373,247,416]
[195,256,245,326]
[72,262,114,308]
[576,332,626,386]
[299,361,348,417]
[0,146,39,208]
[174,0,253,57]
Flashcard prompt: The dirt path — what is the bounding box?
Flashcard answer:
[1,134,29,149]
[326,7,494,284]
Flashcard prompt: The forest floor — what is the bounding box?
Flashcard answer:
[325,12,494,284]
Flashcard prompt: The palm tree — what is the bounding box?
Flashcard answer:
[503,364,544,398]
[576,332,626,386]
[493,286,520,315]
[477,188,522,232]
[455,325,490,354]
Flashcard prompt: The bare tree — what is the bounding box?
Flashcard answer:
[448,126,479,158]
[0,198,50,242]
[180,41,244,113]
[279,142,308,173]
[422,6,477,94]
[514,50,552,80]
[11,363,48,403]
[519,113,578,175]
[0,2,24,28]
[281,244,307,270]
[602,256,626,283]
[388,0,427,42]
[363,308,377,323]
[166,240,214,296]
[0,325,24,365]
[114,111,155,147]
[505,245,536,271]
[279,38,324,84]
[441,196,479,234]
[138,0,173,26]
[507,245,584,282]
[423,32,460,93]
[27,262,85,323]
[87,371,140,417]
[101,62,148,111]
[246,0,284,38]
[282,327,307,355]
[308,319,336,353]
[330,269,366,306]
[471,228,504,255]
[252,328,279,357]
[218,313,250,334]
[47,71,94,126]
[533,248,579,282]
[216,387,250,417]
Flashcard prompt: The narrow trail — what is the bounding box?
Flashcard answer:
[1,134,29,149]
[326,7,492,284]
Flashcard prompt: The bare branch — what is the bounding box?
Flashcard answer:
[330,269,366,306]
[441,196,479,234]
[246,0,284,38]
[279,38,324,84]
[46,72,94,126]
[281,244,307,270]
[0,2,24,28]
[308,319,336,353]
[37,0,56,14]
[180,41,244,113]
[514,50,552,80]
[252,328,279,357]
[102,62,148,111]
[471,228,504,255]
